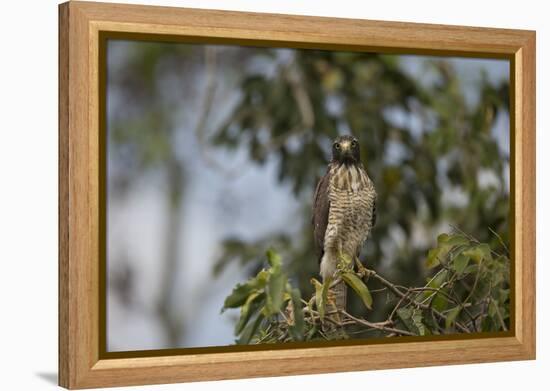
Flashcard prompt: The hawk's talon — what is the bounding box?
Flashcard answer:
[354,257,368,277]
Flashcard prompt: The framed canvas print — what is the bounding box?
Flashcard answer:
[58,1,536,389]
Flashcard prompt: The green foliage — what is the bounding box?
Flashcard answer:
[222,270,269,309]
[222,250,307,344]
[397,307,430,336]
[223,232,510,344]
[403,230,510,335]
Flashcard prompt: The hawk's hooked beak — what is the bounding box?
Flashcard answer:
[340,140,353,157]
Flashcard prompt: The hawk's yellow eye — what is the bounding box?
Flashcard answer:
[334,143,341,150]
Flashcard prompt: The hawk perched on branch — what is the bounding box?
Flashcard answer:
[312,135,377,311]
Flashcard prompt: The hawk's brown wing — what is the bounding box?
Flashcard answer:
[371,198,377,227]
[312,169,330,263]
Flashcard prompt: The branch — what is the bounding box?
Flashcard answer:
[341,311,416,337]
[363,268,472,333]
[303,307,415,337]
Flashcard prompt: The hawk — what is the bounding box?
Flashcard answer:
[312,135,377,311]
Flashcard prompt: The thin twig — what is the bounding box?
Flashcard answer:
[488,226,510,256]
[409,286,460,306]
[341,311,416,337]
[387,293,409,322]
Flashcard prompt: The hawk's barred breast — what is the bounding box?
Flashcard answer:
[320,162,377,280]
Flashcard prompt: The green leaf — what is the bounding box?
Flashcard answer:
[426,233,469,269]
[288,288,305,341]
[396,307,415,332]
[436,233,450,244]
[452,253,470,274]
[397,308,428,335]
[439,233,469,247]
[427,270,448,289]
[266,248,282,269]
[235,292,265,334]
[237,313,265,345]
[498,288,510,303]
[426,248,441,269]
[341,272,372,310]
[445,306,462,329]
[431,290,449,312]
[223,284,254,310]
[462,264,478,275]
[463,243,492,263]
[222,270,268,310]
[311,278,329,320]
[417,270,448,303]
[397,307,412,322]
[412,311,429,336]
[266,270,287,315]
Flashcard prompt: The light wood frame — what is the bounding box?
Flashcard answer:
[59,1,536,389]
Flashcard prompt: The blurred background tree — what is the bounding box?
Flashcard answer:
[106,41,510,350]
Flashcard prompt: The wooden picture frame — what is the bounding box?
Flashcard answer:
[59,1,536,388]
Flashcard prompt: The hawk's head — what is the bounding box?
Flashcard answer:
[331,135,360,165]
